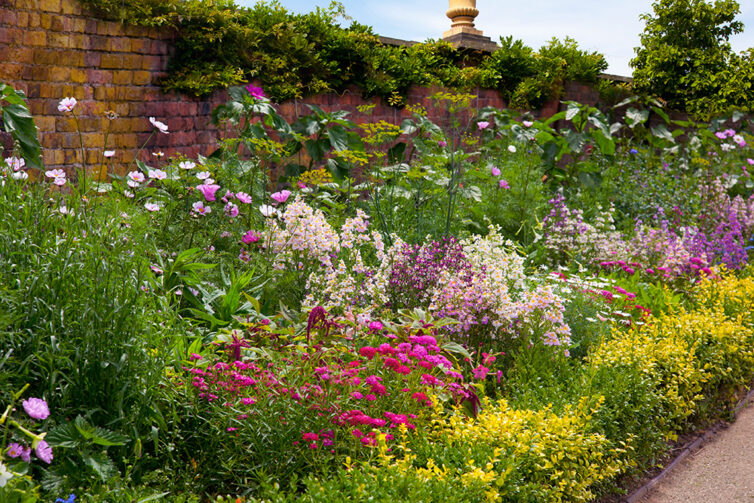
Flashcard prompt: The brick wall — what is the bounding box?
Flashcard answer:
[0,0,600,175]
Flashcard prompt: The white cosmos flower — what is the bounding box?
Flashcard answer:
[179,161,196,170]
[148,117,169,134]
[259,204,276,217]
[508,145,517,153]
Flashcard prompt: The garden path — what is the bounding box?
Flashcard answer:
[640,403,754,502]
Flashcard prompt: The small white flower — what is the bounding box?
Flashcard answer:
[179,161,196,170]
[508,145,517,153]
[11,171,28,180]
[57,97,77,113]
[259,204,276,217]
[124,190,134,198]
[196,171,211,180]
[0,461,13,487]
[104,150,115,158]
[152,151,165,157]
[148,117,169,134]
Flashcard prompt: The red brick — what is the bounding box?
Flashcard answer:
[87,35,109,51]
[108,37,130,52]
[86,69,112,85]
[100,54,122,69]
[39,0,60,12]
[84,19,98,34]
[112,70,132,85]
[130,39,150,54]
[84,52,101,67]
[47,32,71,48]
[132,70,151,86]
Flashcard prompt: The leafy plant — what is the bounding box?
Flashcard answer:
[0,84,42,169]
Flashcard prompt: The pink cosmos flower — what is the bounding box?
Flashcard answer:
[35,440,53,464]
[747,158,754,165]
[490,166,501,177]
[197,184,221,201]
[246,85,266,100]
[144,202,161,212]
[22,398,49,420]
[149,117,169,134]
[236,192,252,204]
[45,169,65,179]
[498,179,510,190]
[242,230,260,244]
[192,201,211,216]
[148,169,167,180]
[523,120,534,127]
[196,171,211,180]
[715,131,727,140]
[127,171,145,184]
[57,97,77,113]
[271,190,291,204]
[224,202,239,218]
[477,121,490,130]
[178,161,196,170]
[5,157,25,171]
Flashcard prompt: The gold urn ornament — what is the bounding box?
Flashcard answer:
[444,0,483,38]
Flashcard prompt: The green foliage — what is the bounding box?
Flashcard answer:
[631,0,752,116]
[0,84,43,170]
[77,0,608,106]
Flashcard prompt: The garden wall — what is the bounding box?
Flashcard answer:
[0,0,601,173]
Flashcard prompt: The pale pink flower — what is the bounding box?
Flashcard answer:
[149,117,169,134]
[45,169,65,179]
[715,131,727,140]
[271,190,291,204]
[498,179,510,190]
[196,171,211,180]
[197,184,220,201]
[748,158,754,165]
[103,150,115,158]
[144,202,161,212]
[11,171,28,181]
[523,120,534,127]
[148,169,167,180]
[178,161,196,170]
[508,145,517,153]
[236,192,252,204]
[53,177,66,186]
[477,121,490,130]
[35,440,53,464]
[490,166,501,177]
[57,97,77,113]
[124,190,134,198]
[22,398,49,420]
[192,201,211,216]
[5,157,25,171]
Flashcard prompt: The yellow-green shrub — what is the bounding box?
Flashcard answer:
[590,324,704,436]
[694,270,754,328]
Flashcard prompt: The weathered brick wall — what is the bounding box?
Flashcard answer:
[0,0,601,175]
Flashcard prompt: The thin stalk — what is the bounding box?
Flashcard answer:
[71,110,87,194]
[126,130,156,175]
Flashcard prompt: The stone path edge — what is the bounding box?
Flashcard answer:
[621,386,754,503]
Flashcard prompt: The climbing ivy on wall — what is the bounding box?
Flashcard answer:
[77,0,611,107]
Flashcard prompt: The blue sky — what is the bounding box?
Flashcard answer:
[235,0,754,77]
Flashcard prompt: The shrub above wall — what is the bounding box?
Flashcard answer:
[76,0,614,107]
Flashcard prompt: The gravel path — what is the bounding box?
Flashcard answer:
[640,404,754,503]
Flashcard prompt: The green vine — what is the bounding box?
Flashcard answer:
[77,0,611,105]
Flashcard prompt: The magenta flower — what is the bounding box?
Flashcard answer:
[20,445,31,462]
[35,440,53,464]
[57,97,77,113]
[368,321,383,332]
[490,166,501,177]
[197,184,221,202]
[224,202,239,218]
[438,140,447,147]
[271,190,291,204]
[242,230,260,244]
[22,398,49,420]
[477,121,490,130]
[498,179,510,190]
[472,365,490,379]
[246,85,266,100]
[236,192,252,204]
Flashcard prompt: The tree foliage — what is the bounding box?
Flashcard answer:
[631,0,753,116]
